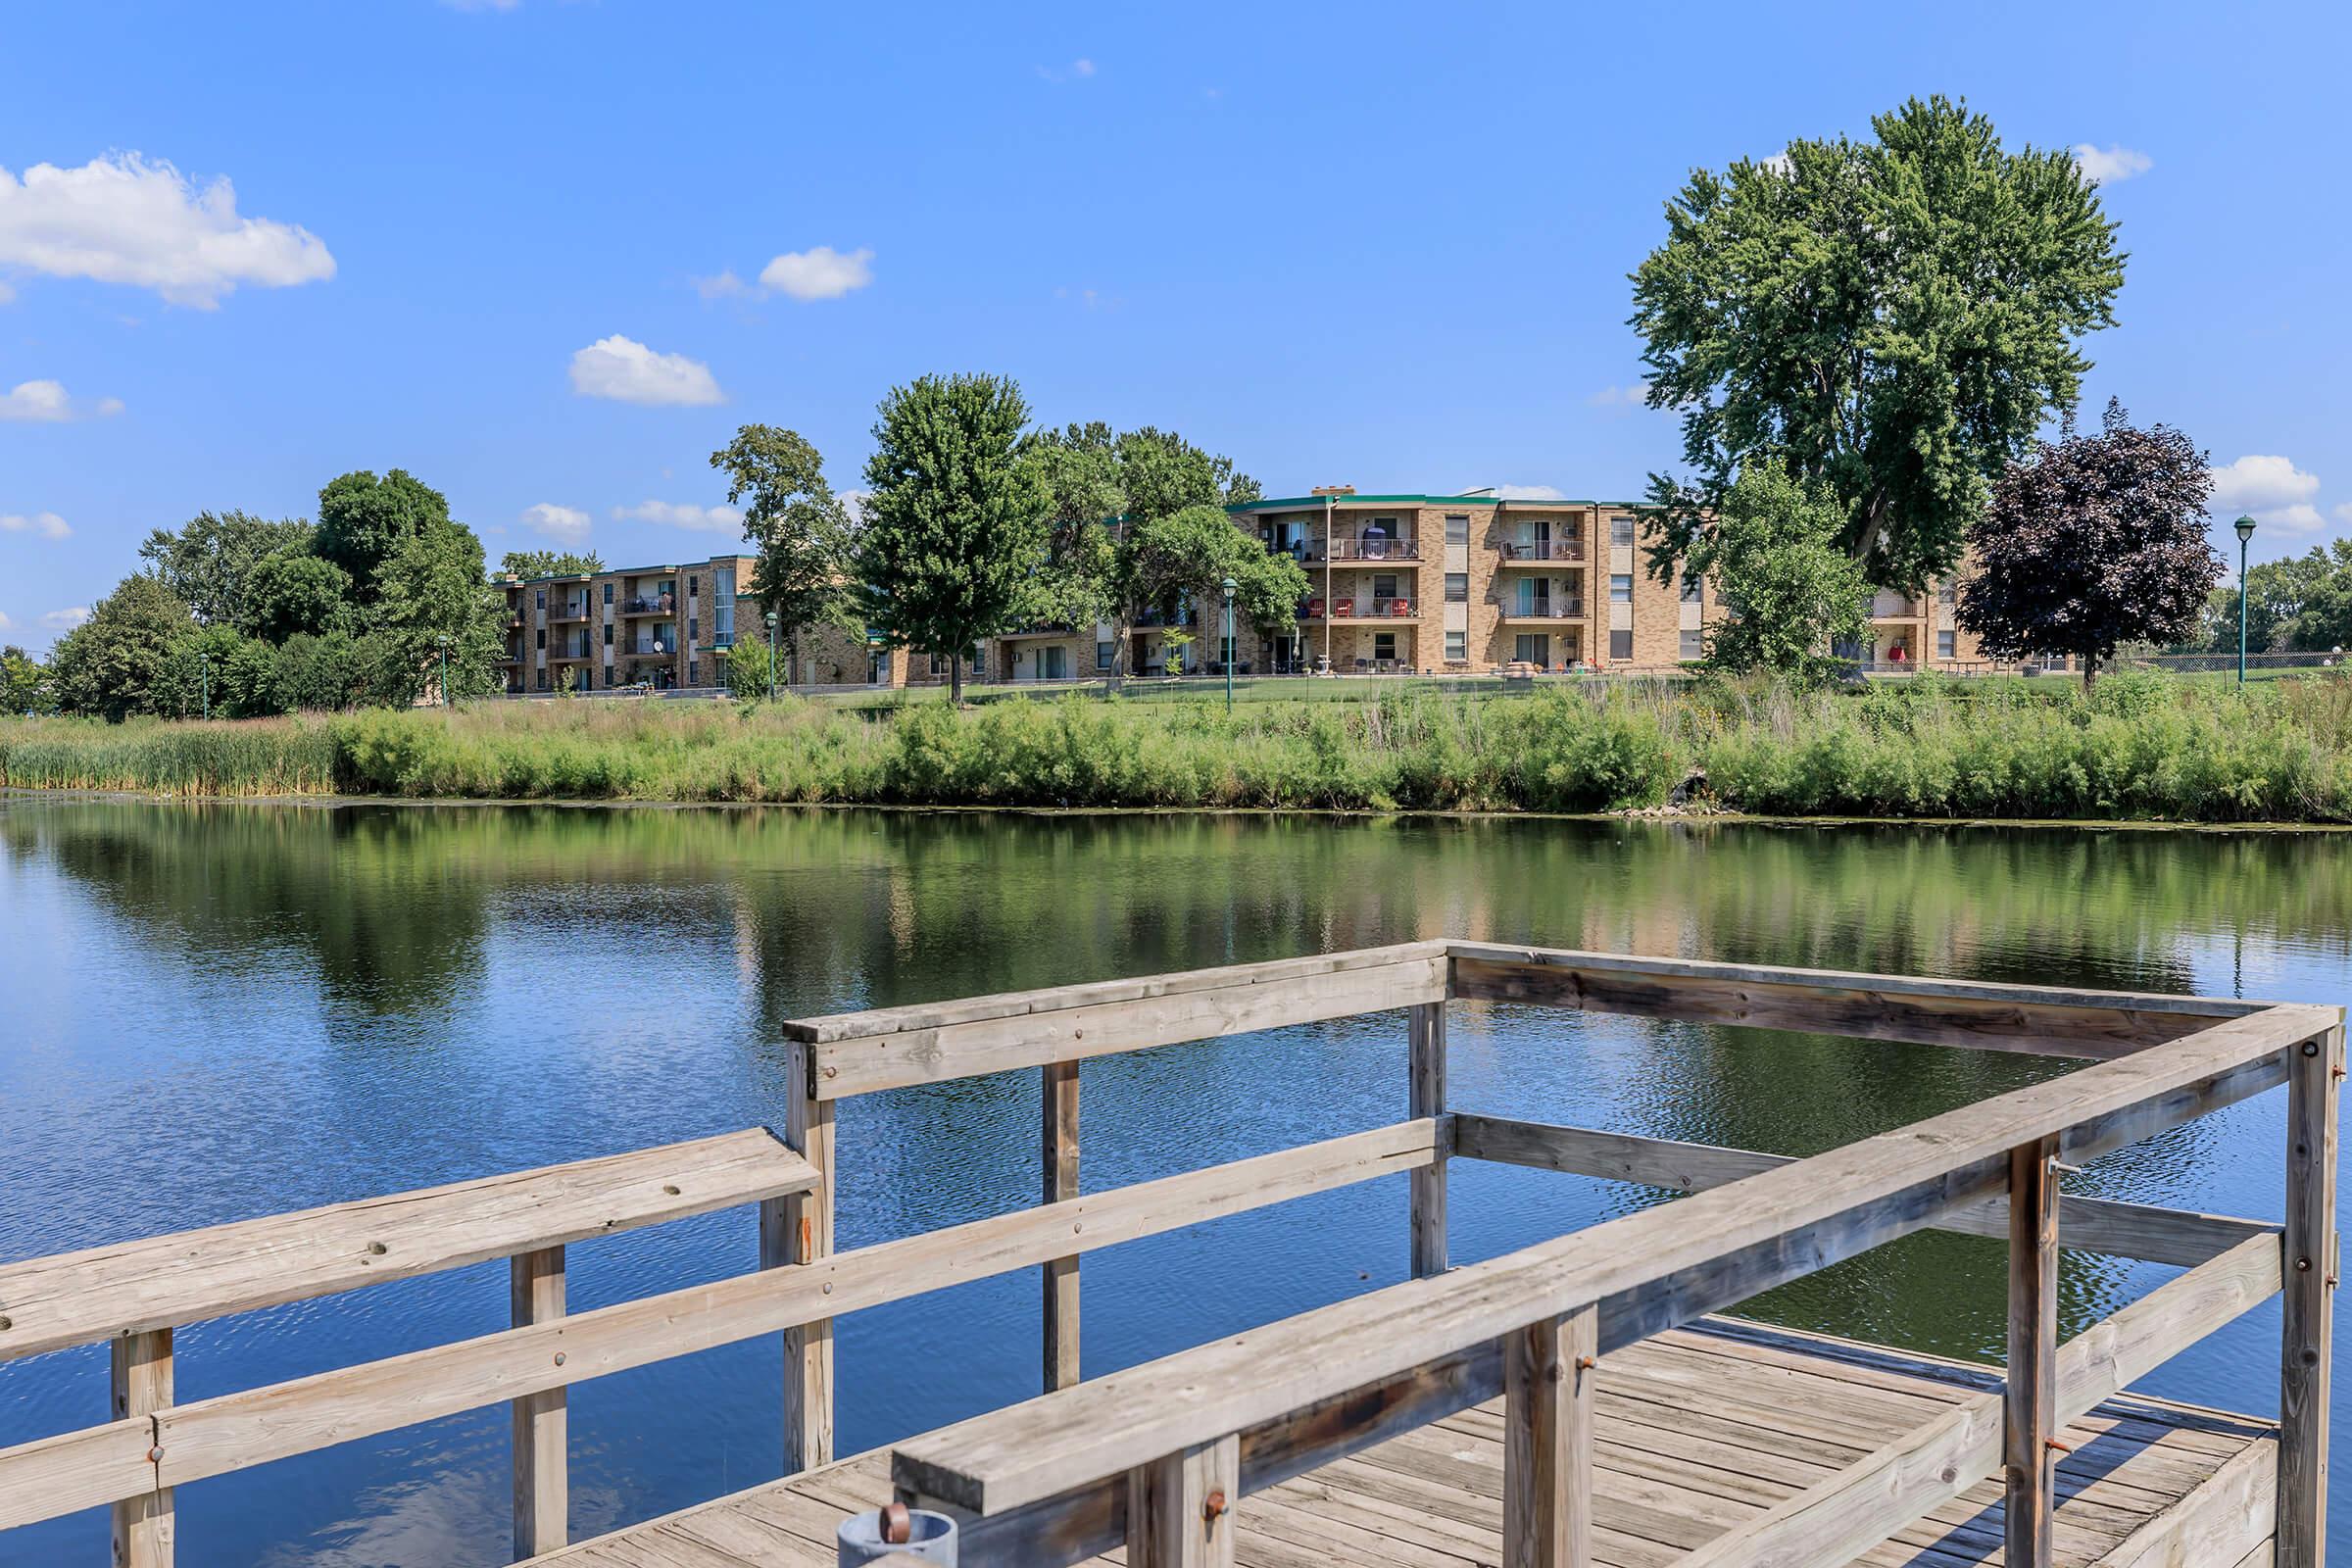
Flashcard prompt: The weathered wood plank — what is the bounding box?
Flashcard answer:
[1502,1306,1595,1568]
[0,1128,816,1362]
[1128,1434,1237,1568]
[2276,1022,2340,1568]
[888,1003,2326,1517]
[512,1245,566,1560]
[1451,1115,2278,1268]
[1044,1059,1081,1392]
[804,955,1449,1100]
[2096,1434,2278,1568]
[1671,1232,2281,1568]
[2007,1138,2060,1568]
[0,1121,1454,1531]
[1409,1002,1447,1280]
[784,1041,834,1474]
[1445,943,2262,1061]
[111,1326,172,1568]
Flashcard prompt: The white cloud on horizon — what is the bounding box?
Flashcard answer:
[2074,144,2153,183]
[1587,382,1651,409]
[0,153,335,308]
[0,378,123,421]
[612,499,745,533]
[41,606,90,630]
[522,502,591,544]
[567,335,724,407]
[1492,484,1568,500]
[1037,58,1097,82]
[759,246,874,301]
[0,511,72,539]
[2210,454,2327,534]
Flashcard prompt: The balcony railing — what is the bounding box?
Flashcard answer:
[625,642,675,658]
[621,596,675,616]
[548,604,591,621]
[1326,596,1415,619]
[1498,539,1584,563]
[1502,599,1586,619]
[1329,538,1419,562]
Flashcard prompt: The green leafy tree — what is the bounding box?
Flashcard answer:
[362,520,508,705]
[154,625,287,718]
[724,633,775,701]
[243,550,356,642]
[499,549,606,578]
[1958,402,2220,688]
[2,645,54,714]
[856,373,1050,705]
[1120,505,1309,669]
[710,424,856,669]
[1632,96,2127,592]
[1686,460,1871,683]
[315,469,454,590]
[48,575,198,720]
[137,511,313,627]
[274,631,369,711]
[2207,541,2352,654]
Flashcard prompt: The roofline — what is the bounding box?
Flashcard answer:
[492,553,754,587]
[1226,494,1650,514]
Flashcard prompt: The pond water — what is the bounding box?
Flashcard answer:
[0,799,2347,1565]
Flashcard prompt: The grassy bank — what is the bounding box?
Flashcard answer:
[6,673,2351,821]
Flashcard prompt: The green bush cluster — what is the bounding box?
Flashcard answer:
[6,674,2351,822]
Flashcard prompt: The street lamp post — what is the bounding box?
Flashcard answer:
[199,648,209,720]
[1221,576,1238,713]
[2234,515,2256,687]
[764,610,780,703]
[437,633,451,708]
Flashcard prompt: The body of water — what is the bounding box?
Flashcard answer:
[1,799,2346,1564]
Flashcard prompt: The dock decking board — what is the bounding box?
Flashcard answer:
[538,1321,2277,1568]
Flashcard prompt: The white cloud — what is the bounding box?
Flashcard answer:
[1493,484,1568,500]
[2209,455,2326,532]
[1038,59,1097,82]
[567,335,724,407]
[2334,504,2352,526]
[521,502,591,544]
[2074,144,2152,183]
[758,246,875,302]
[0,279,13,304]
[612,500,745,533]
[0,511,72,539]
[841,488,870,524]
[41,606,89,630]
[0,153,335,308]
[0,378,122,421]
[1586,382,1651,409]
[0,610,10,630]
[1758,150,1792,175]
[692,269,752,301]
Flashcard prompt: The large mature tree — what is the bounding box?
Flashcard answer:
[315,469,454,589]
[362,520,509,704]
[1957,401,2220,688]
[710,424,857,673]
[2,645,53,714]
[48,574,197,720]
[1686,461,1871,683]
[1632,96,2127,592]
[499,549,605,578]
[242,550,356,642]
[137,511,313,626]
[1120,505,1309,670]
[856,373,1050,705]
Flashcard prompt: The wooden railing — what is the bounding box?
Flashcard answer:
[2,940,2335,1568]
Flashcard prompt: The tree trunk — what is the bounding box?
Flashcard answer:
[2081,648,2098,693]
[1109,609,1133,691]
[950,654,965,709]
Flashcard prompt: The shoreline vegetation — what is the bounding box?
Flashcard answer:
[4,673,2351,823]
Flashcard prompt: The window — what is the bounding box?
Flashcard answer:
[688,660,699,685]
[1372,573,1397,602]
[1042,646,1068,679]
[603,624,612,646]
[1937,580,1957,605]
[1093,640,1111,670]
[536,670,548,691]
[1445,629,1467,662]
[1610,514,1636,547]
[1445,572,1468,603]
[1680,629,1704,661]
[1446,514,1469,545]
[1514,634,1550,663]
[535,629,546,650]
[688,575,699,597]
[1681,574,1702,605]
[688,616,699,644]
[535,589,546,610]
[1937,630,1957,659]
[581,668,592,692]
[713,568,736,645]
[1608,628,1633,660]
[1373,632,1396,662]
[603,582,613,604]
[1609,573,1633,604]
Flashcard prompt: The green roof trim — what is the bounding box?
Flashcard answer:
[1226,494,1650,514]
[491,555,752,588]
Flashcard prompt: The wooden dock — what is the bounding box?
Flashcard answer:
[542,1319,2278,1568]
[0,940,2335,1568]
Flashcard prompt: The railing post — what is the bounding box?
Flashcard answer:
[1503,1304,1596,1568]
[510,1245,565,1560]
[111,1327,172,1568]
[2004,1135,2059,1568]
[1127,1433,1239,1568]
[1409,999,1447,1278]
[780,1040,836,1474]
[1042,1059,1081,1392]
[2278,1023,2342,1568]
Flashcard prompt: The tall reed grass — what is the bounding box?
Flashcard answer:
[5,673,2348,821]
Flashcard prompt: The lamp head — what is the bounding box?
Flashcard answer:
[2235,515,2257,547]
[1221,576,1238,600]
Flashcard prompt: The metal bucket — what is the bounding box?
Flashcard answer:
[838,1501,957,1565]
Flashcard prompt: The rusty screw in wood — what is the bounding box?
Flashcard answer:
[2045,1437,2073,1454]
[554,1351,566,1366]
[2298,1256,2314,1273]
[148,1446,164,1463]
[1574,1355,1596,1371]
[1202,1488,1229,1524]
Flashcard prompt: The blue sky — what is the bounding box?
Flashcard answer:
[4,1,2347,650]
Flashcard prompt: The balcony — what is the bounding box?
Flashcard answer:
[1499,599,1586,620]
[1329,537,1419,562]
[547,604,592,622]
[1327,596,1416,620]
[1497,539,1585,564]
[621,596,676,617]
[624,642,675,659]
